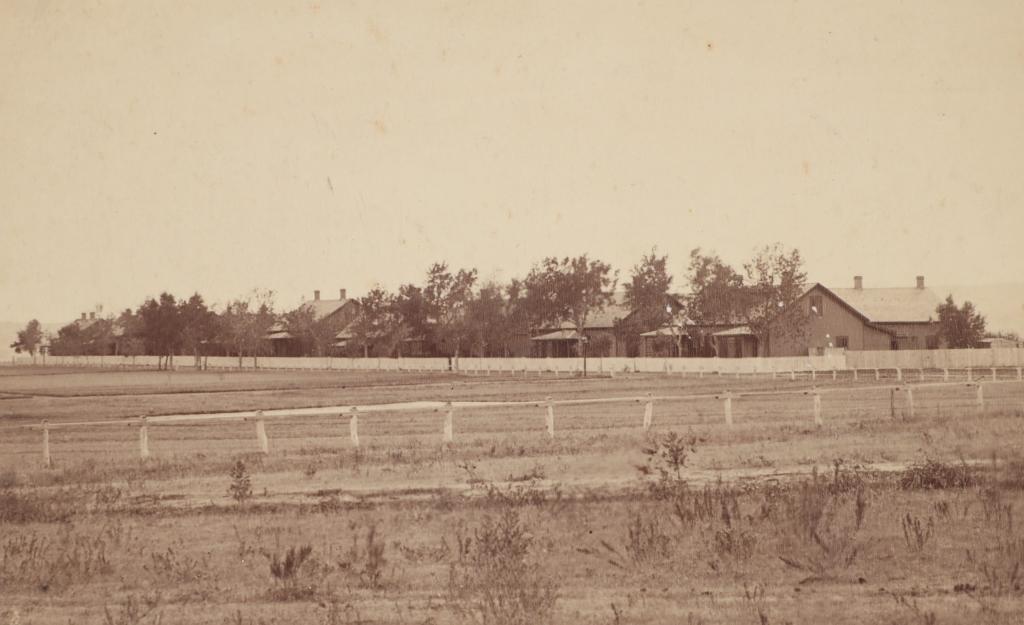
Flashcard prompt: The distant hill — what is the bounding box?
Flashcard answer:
[0,321,64,360]
[935,283,1024,337]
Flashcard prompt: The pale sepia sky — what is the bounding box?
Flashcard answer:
[2,0,1023,324]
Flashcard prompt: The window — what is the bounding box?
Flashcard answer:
[809,295,824,317]
[836,336,849,349]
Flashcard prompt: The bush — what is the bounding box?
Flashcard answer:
[900,458,977,490]
[447,507,558,625]
[228,460,253,504]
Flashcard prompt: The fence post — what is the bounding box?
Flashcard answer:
[976,384,985,412]
[139,416,150,459]
[896,368,903,382]
[991,367,998,382]
[443,402,454,443]
[643,392,654,431]
[853,368,858,381]
[349,407,360,447]
[790,370,795,381]
[906,387,915,419]
[875,369,880,381]
[255,412,268,454]
[943,369,949,382]
[813,390,822,426]
[1018,367,1022,381]
[723,392,733,427]
[919,368,925,382]
[890,388,896,419]
[811,369,816,381]
[967,368,973,382]
[545,397,555,439]
[41,420,51,468]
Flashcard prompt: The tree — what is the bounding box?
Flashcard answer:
[179,293,217,368]
[741,243,809,356]
[349,287,400,357]
[220,289,276,368]
[115,308,146,357]
[10,320,43,356]
[138,293,184,369]
[936,295,986,348]
[393,283,429,355]
[281,305,318,356]
[49,323,84,356]
[524,255,617,364]
[623,248,674,355]
[423,262,478,357]
[683,249,746,356]
[464,282,512,357]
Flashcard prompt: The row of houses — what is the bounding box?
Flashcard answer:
[55,275,1016,359]
[264,275,959,358]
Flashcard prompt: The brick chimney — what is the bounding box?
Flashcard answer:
[339,288,347,300]
[916,276,925,289]
[854,276,863,290]
[80,312,87,320]
[313,290,320,301]
[89,312,95,320]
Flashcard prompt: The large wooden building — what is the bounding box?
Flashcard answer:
[767,276,944,356]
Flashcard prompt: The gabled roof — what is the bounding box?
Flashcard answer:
[299,297,353,321]
[828,286,941,323]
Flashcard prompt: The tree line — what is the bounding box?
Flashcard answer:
[9,244,1001,362]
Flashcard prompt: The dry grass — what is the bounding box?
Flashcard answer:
[1,368,1024,623]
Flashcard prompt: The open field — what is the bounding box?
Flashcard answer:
[2,367,1024,624]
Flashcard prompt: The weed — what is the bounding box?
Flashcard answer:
[267,544,316,601]
[506,463,546,483]
[774,471,863,582]
[639,431,697,488]
[979,488,1014,531]
[447,507,558,625]
[889,592,937,625]
[901,513,934,553]
[103,591,162,625]
[228,460,253,505]
[624,511,673,566]
[966,536,1024,595]
[144,545,211,583]
[900,458,977,490]
[0,525,114,592]
[338,523,390,590]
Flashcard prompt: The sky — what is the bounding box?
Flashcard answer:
[2,0,1023,327]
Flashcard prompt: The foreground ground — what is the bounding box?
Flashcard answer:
[1,366,1024,624]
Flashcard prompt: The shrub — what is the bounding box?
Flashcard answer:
[447,507,558,625]
[228,460,253,504]
[639,431,697,489]
[900,458,977,490]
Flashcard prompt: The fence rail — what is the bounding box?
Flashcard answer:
[5,378,1023,468]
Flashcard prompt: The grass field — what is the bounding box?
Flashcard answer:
[2,366,1024,624]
